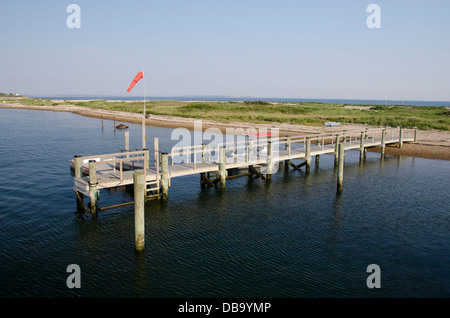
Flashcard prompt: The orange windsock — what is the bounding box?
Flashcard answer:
[127,71,144,92]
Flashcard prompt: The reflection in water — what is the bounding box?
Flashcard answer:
[217,186,227,214]
[326,192,344,257]
[397,155,403,168]
[333,192,343,223]
[134,249,146,297]
[74,214,100,252]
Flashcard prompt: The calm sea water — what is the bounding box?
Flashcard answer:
[0,108,448,298]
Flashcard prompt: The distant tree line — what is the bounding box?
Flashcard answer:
[0,92,21,97]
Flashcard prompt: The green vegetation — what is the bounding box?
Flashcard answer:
[5,98,450,131]
[179,103,217,111]
[243,100,271,105]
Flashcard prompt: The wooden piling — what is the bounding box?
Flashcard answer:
[414,128,418,142]
[219,147,227,189]
[248,140,255,162]
[360,131,365,162]
[305,137,311,173]
[381,128,386,157]
[334,135,340,167]
[124,131,129,152]
[88,160,98,214]
[201,144,206,163]
[133,171,145,251]
[143,148,150,169]
[74,155,84,211]
[200,144,206,187]
[74,155,83,178]
[285,135,291,170]
[161,153,169,199]
[101,115,104,130]
[266,141,273,179]
[399,127,403,148]
[364,128,369,157]
[153,137,159,163]
[337,143,345,192]
[315,134,321,167]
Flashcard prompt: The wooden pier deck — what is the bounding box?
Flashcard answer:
[71,127,416,212]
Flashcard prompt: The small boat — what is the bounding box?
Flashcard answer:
[324,121,341,127]
[115,124,129,129]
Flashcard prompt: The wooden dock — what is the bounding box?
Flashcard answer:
[71,127,416,213]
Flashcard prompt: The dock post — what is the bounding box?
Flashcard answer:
[74,155,84,211]
[399,128,403,148]
[133,171,145,252]
[74,155,83,178]
[143,148,150,169]
[200,143,206,187]
[249,140,255,162]
[88,160,98,215]
[342,131,347,143]
[153,137,159,163]
[364,128,369,157]
[305,137,311,173]
[161,153,169,200]
[201,143,206,163]
[219,147,227,189]
[124,131,129,152]
[334,135,340,167]
[381,128,386,157]
[414,128,418,142]
[315,135,321,167]
[337,143,345,193]
[284,135,291,170]
[360,131,365,162]
[266,141,273,179]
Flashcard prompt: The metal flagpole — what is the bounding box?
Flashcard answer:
[142,71,146,150]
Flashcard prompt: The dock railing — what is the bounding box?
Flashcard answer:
[167,127,416,171]
[79,150,149,182]
[75,127,417,182]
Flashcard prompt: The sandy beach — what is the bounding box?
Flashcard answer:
[2,100,450,161]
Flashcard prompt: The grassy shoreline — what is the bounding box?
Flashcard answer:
[3,97,450,160]
[2,97,450,131]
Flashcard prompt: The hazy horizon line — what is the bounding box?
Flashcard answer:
[24,94,450,104]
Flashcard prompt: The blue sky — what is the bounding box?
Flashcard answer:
[1,0,449,101]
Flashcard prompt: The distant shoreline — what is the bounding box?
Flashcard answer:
[28,95,450,107]
[2,99,450,161]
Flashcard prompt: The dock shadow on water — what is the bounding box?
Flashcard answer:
[0,108,449,297]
